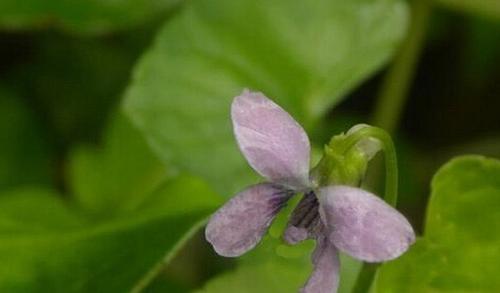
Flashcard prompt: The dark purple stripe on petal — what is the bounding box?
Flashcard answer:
[283,191,321,245]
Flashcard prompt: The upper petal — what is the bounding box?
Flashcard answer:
[318,186,415,262]
[231,90,311,189]
[301,235,340,293]
[205,183,291,257]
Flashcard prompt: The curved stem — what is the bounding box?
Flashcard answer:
[340,126,398,205]
[351,1,433,292]
[343,127,397,293]
[340,126,397,293]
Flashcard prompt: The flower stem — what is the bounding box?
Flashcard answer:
[341,126,398,205]
[351,263,379,293]
[351,0,432,292]
[372,0,433,133]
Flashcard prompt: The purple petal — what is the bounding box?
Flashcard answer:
[318,186,415,262]
[301,236,340,293]
[205,183,291,257]
[231,90,311,189]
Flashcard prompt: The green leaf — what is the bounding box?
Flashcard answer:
[0,87,52,191]
[124,0,408,195]
[376,155,500,292]
[198,252,310,293]
[69,113,168,215]
[0,188,87,233]
[0,176,221,292]
[0,0,179,35]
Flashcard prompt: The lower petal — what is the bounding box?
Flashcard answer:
[205,183,291,257]
[318,186,415,262]
[301,236,340,293]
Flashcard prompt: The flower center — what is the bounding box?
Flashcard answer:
[284,191,322,244]
[289,191,320,229]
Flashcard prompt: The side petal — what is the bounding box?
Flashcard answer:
[318,186,415,263]
[301,236,340,293]
[231,90,311,189]
[205,183,291,257]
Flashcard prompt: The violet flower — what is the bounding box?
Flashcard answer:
[205,90,415,292]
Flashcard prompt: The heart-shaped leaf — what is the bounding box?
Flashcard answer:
[124,0,408,195]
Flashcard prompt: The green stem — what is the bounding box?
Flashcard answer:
[345,129,397,293]
[341,126,398,205]
[352,1,433,292]
[351,263,379,293]
[372,0,433,133]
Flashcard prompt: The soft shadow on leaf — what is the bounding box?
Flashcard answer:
[0,86,52,191]
[376,155,500,292]
[124,0,408,195]
[437,0,500,21]
[69,112,168,216]
[0,0,180,35]
[8,35,149,144]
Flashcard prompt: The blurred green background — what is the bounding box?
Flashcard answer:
[0,0,499,292]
